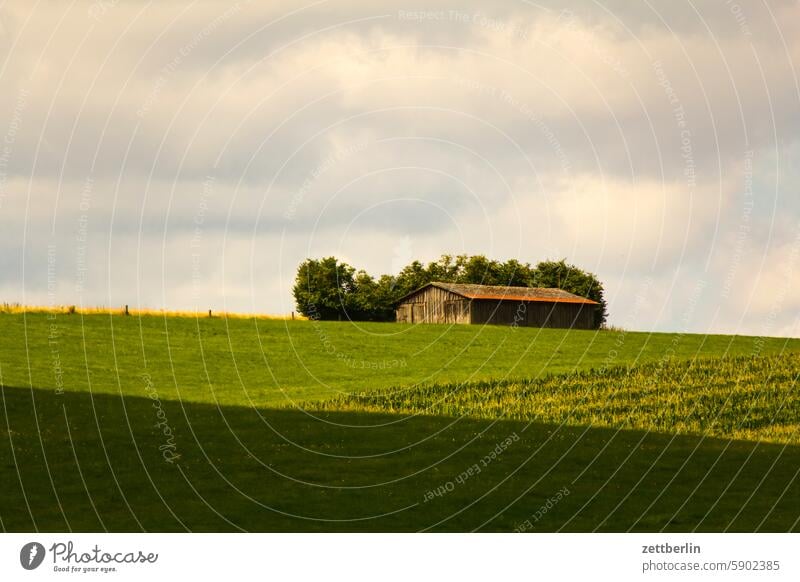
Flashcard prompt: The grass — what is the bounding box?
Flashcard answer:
[1,312,798,407]
[1,385,799,532]
[0,312,799,532]
[313,354,800,444]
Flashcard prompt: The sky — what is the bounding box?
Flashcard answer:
[0,0,799,336]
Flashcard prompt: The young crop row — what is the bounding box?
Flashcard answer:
[311,353,800,444]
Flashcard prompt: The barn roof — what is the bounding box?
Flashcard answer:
[398,282,599,305]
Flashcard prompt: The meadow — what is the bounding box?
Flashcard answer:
[1,312,799,532]
[0,312,797,406]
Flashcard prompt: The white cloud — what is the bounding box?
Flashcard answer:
[0,0,799,334]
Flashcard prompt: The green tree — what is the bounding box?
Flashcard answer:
[292,257,356,320]
[393,260,433,297]
[348,270,396,321]
[457,255,505,285]
[372,274,402,321]
[497,259,536,287]
[426,254,465,283]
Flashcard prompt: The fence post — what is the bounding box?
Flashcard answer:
[124,304,129,316]
[208,309,212,318]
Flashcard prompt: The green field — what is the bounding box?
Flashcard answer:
[1,313,799,531]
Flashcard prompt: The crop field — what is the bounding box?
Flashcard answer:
[314,354,800,444]
[1,312,799,532]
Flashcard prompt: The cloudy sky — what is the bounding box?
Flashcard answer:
[1,0,799,336]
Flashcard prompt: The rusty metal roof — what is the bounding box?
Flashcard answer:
[399,282,598,305]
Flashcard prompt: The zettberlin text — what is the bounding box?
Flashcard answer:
[642,543,700,554]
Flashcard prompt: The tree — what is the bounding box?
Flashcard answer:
[426,254,465,283]
[292,257,356,320]
[349,270,396,321]
[532,259,607,328]
[497,259,535,287]
[457,255,502,284]
[393,260,432,297]
[371,274,402,320]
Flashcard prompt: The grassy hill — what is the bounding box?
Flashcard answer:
[0,312,799,532]
[1,312,797,406]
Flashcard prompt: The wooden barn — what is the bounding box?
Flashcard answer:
[395,282,599,329]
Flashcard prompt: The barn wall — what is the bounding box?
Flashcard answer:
[397,286,597,329]
[395,286,468,324]
[469,300,527,327]
[395,304,412,323]
[471,300,596,330]
[525,301,595,329]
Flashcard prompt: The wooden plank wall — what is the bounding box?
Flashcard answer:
[469,300,527,327]
[470,300,595,330]
[395,286,467,324]
[395,304,412,323]
[397,287,597,329]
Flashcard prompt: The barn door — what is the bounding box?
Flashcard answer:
[396,305,411,323]
[444,301,456,323]
[412,303,426,323]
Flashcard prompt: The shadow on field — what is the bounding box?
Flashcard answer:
[1,384,798,532]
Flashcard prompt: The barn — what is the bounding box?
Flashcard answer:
[394,282,599,329]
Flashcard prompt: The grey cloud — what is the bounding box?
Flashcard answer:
[1,0,799,333]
